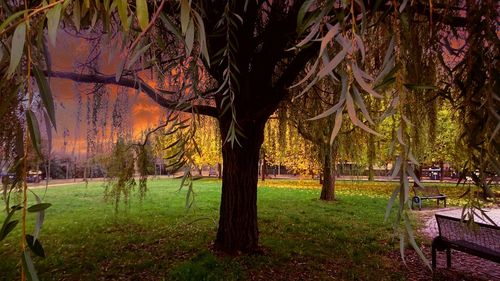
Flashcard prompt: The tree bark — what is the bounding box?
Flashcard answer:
[215,117,266,254]
[261,151,266,181]
[439,160,444,182]
[320,143,337,201]
[367,134,375,181]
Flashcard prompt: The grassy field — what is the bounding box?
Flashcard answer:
[0,178,493,280]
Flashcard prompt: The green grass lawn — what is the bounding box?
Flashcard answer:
[1,178,490,280]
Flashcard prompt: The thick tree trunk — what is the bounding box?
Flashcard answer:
[439,160,444,182]
[261,151,266,181]
[215,118,266,254]
[320,144,337,201]
[367,134,375,181]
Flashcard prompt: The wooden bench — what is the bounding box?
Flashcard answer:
[432,214,500,268]
[411,186,446,210]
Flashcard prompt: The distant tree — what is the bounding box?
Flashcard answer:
[191,116,222,171]
[287,81,343,201]
[262,114,320,178]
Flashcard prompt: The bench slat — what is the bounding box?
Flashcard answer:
[432,214,500,268]
[447,239,500,263]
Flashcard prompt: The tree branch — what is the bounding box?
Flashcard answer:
[48,71,218,117]
[295,121,324,146]
[273,42,320,99]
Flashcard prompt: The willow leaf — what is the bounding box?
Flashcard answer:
[180,0,190,34]
[26,235,45,258]
[407,150,419,165]
[136,0,149,31]
[384,186,399,221]
[0,10,26,34]
[290,56,319,89]
[22,250,40,281]
[31,192,45,241]
[116,0,129,31]
[404,213,431,270]
[407,167,424,188]
[352,85,374,125]
[345,91,358,124]
[308,100,344,121]
[335,33,351,50]
[382,37,395,70]
[27,203,52,213]
[403,174,410,205]
[401,114,413,127]
[46,3,62,46]
[185,19,195,56]
[7,22,26,76]
[390,156,402,179]
[352,63,382,98]
[491,123,500,142]
[399,232,406,265]
[296,77,318,99]
[317,48,347,79]
[329,108,343,144]
[374,55,395,85]
[293,22,319,49]
[399,0,409,13]
[346,91,381,136]
[126,43,151,68]
[72,0,80,31]
[26,110,42,158]
[43,111,52,155]
[178,169,190,191]
[319,24,339,56]
[297,0,315,29]
[33,65,56,129]
[193,10,210,65]
[397,126,405,145]
[354,33,365,62]
[0,219,18,241]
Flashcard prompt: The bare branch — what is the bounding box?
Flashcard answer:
[47,71,218,117]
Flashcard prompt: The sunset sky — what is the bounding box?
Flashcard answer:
[48,32,167,158]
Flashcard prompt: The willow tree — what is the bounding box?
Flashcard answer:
[262,113,321,177]
[286,81,343,201]
[1,2,497,270]
[450,2,499,195]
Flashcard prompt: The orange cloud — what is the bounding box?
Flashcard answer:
[47,32,168,157]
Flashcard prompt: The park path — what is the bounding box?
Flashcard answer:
[417,207,500,281]
[27,178,103,189]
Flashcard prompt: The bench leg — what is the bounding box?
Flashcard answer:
[446,248,451,268]
[432,246,437,269]
[444,198,447,208]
